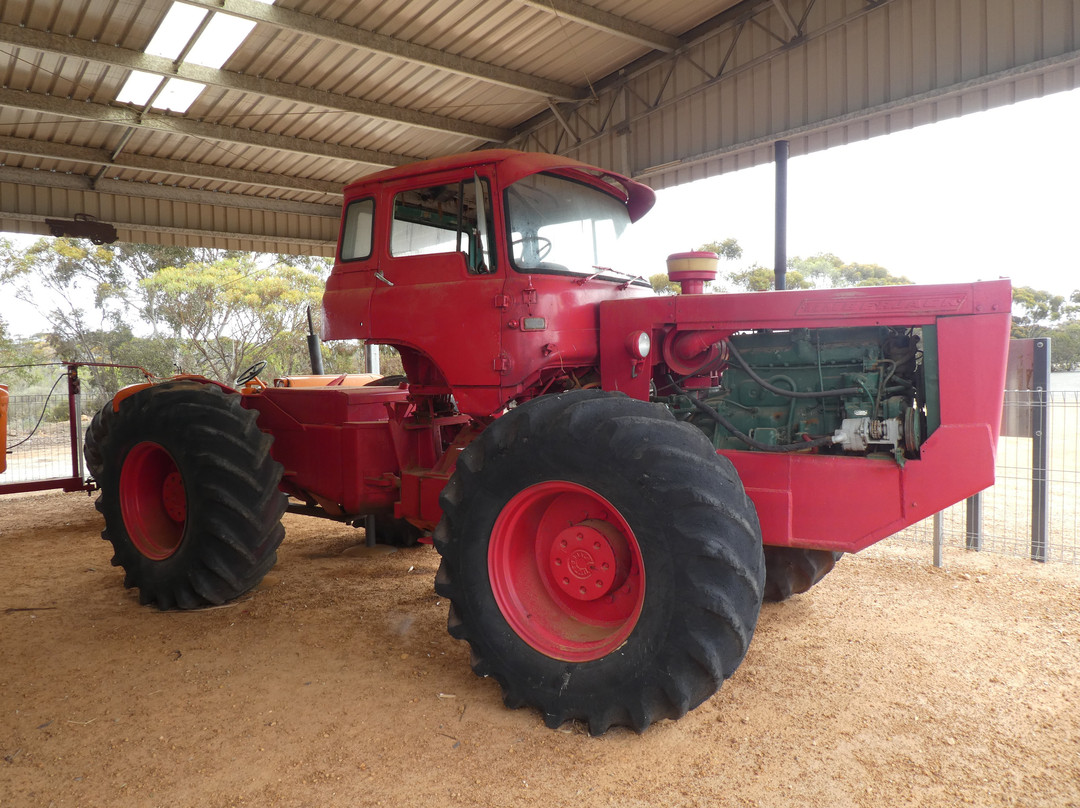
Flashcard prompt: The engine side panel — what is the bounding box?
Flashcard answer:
[599,279,1011,552]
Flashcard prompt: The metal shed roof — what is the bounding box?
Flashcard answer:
[1,0,1077,254]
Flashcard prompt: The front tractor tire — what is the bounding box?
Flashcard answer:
[85,381,287,610]
[434,390,765,735]
[762,547,843,602]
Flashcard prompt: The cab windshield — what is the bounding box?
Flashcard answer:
[505,172,637,280]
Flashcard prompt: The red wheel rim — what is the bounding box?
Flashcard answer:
[488,481,645,662]
[119,441,187,560]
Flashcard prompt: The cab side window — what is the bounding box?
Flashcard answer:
[390,176,495,274]
[340,197,374,261]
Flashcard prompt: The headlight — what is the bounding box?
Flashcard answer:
[627,331,651,360]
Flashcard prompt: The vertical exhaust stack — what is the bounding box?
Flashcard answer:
[307,307,325,375]
[774,139,789,291]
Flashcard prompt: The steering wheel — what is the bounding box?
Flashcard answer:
[235,360,267,386]
[511,235,553,262]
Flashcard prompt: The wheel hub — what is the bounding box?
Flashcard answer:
[549,521,626,601]
[161,471,187,522]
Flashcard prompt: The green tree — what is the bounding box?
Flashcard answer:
[1011,285,1067,338]
[8,237,127,340]
[142,254,327,382]
[785,253,912,288]
[108,243,203,336]
[3,237,340,392]
[676,245,909,293]
[2,239,219,395]
[728,264,812,291]
[834,262,913,287]
[0,316,13,362]
[1003,286,1080,369]
[698,238,743,262]
[1048,320,1080,371]
[649,272,681,295]
[0,329,57,392]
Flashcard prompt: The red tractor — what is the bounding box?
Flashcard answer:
[86,150,1011,734]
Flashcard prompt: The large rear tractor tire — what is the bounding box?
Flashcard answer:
[433,390,765,735]
[762,547,843,602]
[85,381,287,610]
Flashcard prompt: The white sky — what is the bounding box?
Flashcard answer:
[3,86,1079,339]
[624,86,1080,292]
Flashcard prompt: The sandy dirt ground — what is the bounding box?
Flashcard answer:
[1,491,1078,808]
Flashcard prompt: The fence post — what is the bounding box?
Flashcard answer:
[933,511,943,568]
[1031,339,1050,562]
[66,364,85,481]
[965,493,982,551]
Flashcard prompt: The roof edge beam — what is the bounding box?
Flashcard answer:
[183,0,584,100]
[0,165,341,218]
[0,88,413,169]
[0,134,342,196]
[0,209,334,253]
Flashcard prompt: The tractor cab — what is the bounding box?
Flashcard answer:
[322,150,656,417]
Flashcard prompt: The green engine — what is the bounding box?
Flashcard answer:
[679,325,926,462]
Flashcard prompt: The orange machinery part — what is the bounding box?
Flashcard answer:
[0,383,8,474]
[274,373,384,388]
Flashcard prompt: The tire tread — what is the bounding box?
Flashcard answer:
[85,380,286,610]
[434,389,765,734]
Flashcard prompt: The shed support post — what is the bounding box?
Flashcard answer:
[774,139,788,291]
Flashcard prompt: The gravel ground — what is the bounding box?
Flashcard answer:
[1,491,1078,808]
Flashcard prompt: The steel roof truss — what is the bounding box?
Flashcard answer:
[546,100,580,146]
[511,0,845,160]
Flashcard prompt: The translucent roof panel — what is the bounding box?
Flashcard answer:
[145,3,209,60]
[116,70,164,106]
[186,13,259,69]
[155,77,206,113]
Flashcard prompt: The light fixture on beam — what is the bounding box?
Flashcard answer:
[45,214,118,245]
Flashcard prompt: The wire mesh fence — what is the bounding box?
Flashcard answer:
[2,381,84,485]
[894,390,1080,565]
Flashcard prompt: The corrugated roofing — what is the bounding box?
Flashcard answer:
[0,0,740,252]
[1,0,1076,253]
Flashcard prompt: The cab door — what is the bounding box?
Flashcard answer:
[322,195,376,342]
[367,168,504,391]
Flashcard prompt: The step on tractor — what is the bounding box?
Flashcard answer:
[85,149,1011,735]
